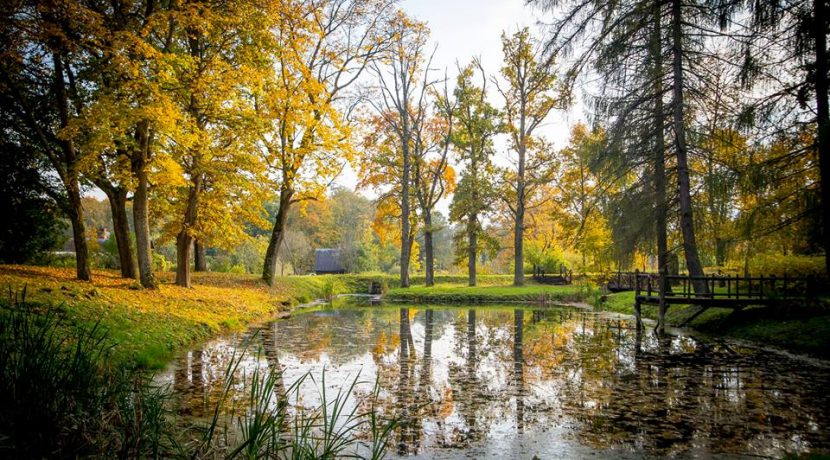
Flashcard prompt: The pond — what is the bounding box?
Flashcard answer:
[159,303,830,458]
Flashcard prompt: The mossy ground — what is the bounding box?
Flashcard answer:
[597,290,830,358]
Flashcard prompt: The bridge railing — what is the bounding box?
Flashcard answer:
[533,264,573,284]
[604,271,650,291]
[633,270,816,301]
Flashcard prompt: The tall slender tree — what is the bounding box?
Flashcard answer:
[449,61,500,286]
[413,87,456,287]
[495,28,559,285]
[370,11,432,288]
[737,0,830,273]
[0,1,97,280]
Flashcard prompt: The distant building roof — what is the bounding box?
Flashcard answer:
[314,249,345,274]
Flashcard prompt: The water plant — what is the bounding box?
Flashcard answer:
[1,289,398,459]
[196,336,398,459]
[0,289,172,457]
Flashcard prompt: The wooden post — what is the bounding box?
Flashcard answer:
[683,275,688,298]
[634,269,642,330]
[635,296,643,330]
[710,273,715,298]
[634,269,641,296]
[727,274,731,298]
[736,274,741,298]
[656,270,667,334]
[759,275,765,298]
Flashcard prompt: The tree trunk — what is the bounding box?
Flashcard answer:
[262,187,292,286]
[132,125,156,288]
[423,213,435,287]
[52,51,90,281]
[514,89,528,287]
[670,0,707,293]
[194,240,207,272]
[467,212,477,286]
[67,180,91,281]
[400,149,412,289]
[175,175,202,288]
[514,201,525,286]
[814,0,830,274]
[715,238,727,266]
[652,3,669,275]
[106,187,136,278]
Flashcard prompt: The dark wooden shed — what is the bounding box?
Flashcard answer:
[314,249,345,274]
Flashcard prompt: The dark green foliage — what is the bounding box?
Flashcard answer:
[0,142,65,264]
[0,292,171,457]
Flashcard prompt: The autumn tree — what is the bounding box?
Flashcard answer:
[359,112,421,276]
[449,61,500,286]
[147,0,280,288]
[259,0,394,286]
[551,124,611,270]
[495,28,559,285]
[369,11,433,287]
[66,2,158,281]
[530,0,669,278]
[283,187,376,273]
[522,198,566,272]
[0,1,103,280]
[737,0,830,273]
[534,0,757,294]
[413,81,456,286]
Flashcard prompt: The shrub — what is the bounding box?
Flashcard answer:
[152,253,172,272]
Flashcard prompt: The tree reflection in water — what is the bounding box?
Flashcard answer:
[162,306,830,458]
[513,309,524,435]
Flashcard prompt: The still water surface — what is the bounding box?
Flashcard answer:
[161,305,830,458]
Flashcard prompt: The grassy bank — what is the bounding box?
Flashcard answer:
[384,282,598,304]
[598,290,830,358]
[0,265,379,369]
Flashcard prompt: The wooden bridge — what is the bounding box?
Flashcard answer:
[604,271,641,292]
[532,264,573,285]
[631,270,818,331]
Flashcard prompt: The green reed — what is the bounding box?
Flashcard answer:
[1,288,397,459]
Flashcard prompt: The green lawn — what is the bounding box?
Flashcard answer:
[0,267,519,369]
[385,282,598,304]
